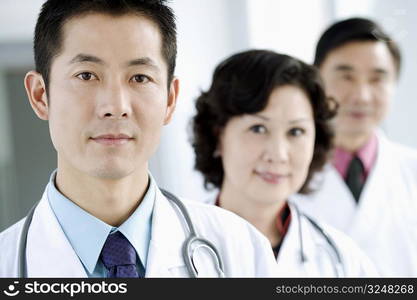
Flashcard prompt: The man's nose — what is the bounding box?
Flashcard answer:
[351,82,373,104]
[97,83,132,119]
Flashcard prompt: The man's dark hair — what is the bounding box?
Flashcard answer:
[34,0,176,92]
[314,17,401,74]
[192,50,337,194]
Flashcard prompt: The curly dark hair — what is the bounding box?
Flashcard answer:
[191,49,337,194]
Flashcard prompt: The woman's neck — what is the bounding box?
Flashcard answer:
[219,182,287,247]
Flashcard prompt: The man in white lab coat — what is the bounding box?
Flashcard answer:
[0,0,278,278]
[294,17,417,276]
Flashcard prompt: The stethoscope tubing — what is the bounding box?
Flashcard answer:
[17,188,225,278]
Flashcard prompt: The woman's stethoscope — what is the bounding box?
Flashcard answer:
[17,189,225,278]
[292,204,345,277]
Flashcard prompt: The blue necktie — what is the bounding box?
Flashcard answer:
[100,231,140,278]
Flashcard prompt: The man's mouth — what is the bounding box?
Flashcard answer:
[90,134,134,146]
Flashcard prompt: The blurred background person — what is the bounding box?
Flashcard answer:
[191,49,377,277]
[294,17,417,277]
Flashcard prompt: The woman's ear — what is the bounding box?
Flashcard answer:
[214,127,223,157]
[24,71,49,120]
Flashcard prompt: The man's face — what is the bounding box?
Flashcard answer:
[45,13,177,179]
[319,41,396,140]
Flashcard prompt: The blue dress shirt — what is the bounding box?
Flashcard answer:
[47,170,155,277]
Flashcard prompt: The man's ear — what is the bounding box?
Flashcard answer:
[24,71,49,120]
[163,77,179,125]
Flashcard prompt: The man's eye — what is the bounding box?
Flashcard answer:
[132,74,150,83]
[76,72,96,81]
[370,77,383,84]
[249,125,267,134]
[289,128,305,137]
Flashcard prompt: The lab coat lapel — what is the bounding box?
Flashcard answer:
[275,204,304,276]
[299,165,356,232]
[349,132,404,241]
[347,132,386,238]
[277,203,331,277]
[26,189,87,277]
[145,188,188,277]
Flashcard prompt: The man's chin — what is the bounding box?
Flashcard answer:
[338,124,375,138]
[88,167,135,180]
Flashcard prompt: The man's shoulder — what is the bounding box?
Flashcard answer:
[0,218,25,243]
[302,214,379,276]
[181,198,255,230]
[178,197,278,276]
[384,138,417,172]
[390,140,417,160]
[179,197,270,246]
[0,219,25,277]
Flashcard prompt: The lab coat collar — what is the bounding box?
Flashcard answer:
[276,201,329,277]
[26,187,87,277]
[25,184,189,277]
[145,187,188,277]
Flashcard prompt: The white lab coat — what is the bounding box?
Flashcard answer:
[293,130,417,277]
[0,185,278,278]
[203,197,377,277]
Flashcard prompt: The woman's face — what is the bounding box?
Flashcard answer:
[219,85,316,204]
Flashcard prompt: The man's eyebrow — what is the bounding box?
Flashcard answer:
[126,57,159,70]
[334,64,388,75]
[69,54,104,65]
[372,68,388,75]
[69,54,161,71]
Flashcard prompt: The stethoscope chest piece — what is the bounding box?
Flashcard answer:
[183,236,225,278]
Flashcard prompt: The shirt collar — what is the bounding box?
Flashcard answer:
[47,170,155,274]
[275,202,291,237]
[332,134,378,178]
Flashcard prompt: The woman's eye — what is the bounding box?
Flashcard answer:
[132,74,150,83]
[341,74,353,81]
[250,125,267,134]
[289,128,305,137]
[76,72,96,81]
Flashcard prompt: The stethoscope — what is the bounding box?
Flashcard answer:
[292,204,345,277]
[17,189,225,278]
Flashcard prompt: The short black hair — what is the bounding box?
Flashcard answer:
[192,50,337,194]
[34,0,176,92]
[314,17,401,74]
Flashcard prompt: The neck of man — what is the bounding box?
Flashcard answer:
[55,160,149,227]
[219,181,286,247]
[334,129,374,153]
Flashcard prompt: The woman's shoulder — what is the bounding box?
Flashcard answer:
[303,214,379,277]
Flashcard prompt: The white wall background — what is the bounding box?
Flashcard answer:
[0,0,416,211]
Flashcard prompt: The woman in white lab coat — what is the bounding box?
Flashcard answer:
[191,50,377,277]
